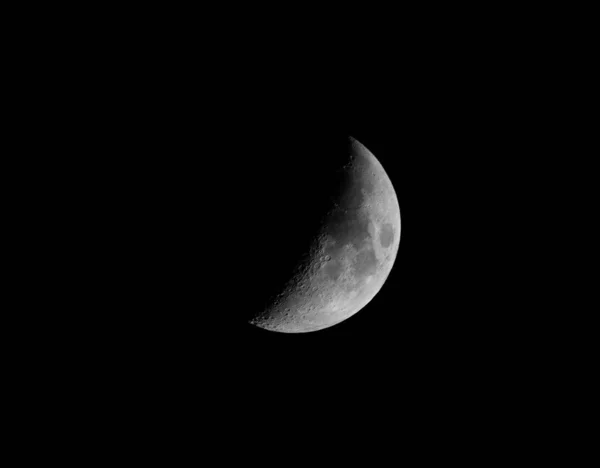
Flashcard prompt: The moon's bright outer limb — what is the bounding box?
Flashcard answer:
[250,137,401,333]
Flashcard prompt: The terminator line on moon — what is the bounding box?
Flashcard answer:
[249,137,401,333]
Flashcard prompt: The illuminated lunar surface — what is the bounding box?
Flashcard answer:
[249,137,401,333]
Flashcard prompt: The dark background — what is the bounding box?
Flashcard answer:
[9,11,570,452]
[5,5,578,456]
[23,17,539,408]
[66,70,503,382]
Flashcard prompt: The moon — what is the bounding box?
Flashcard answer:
[249,136,401,333]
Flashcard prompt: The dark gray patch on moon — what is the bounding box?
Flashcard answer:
[324,259,343,281]
[379,223,394,248]
[325,213,372,253]
[353,248,378,277]
[361,171,375,194]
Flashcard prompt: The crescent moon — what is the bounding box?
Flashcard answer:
[250,137,401,333]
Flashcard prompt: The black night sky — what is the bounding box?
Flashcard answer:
[56,35,519,391]
[88,84,495,379]
[14,8,559,452]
